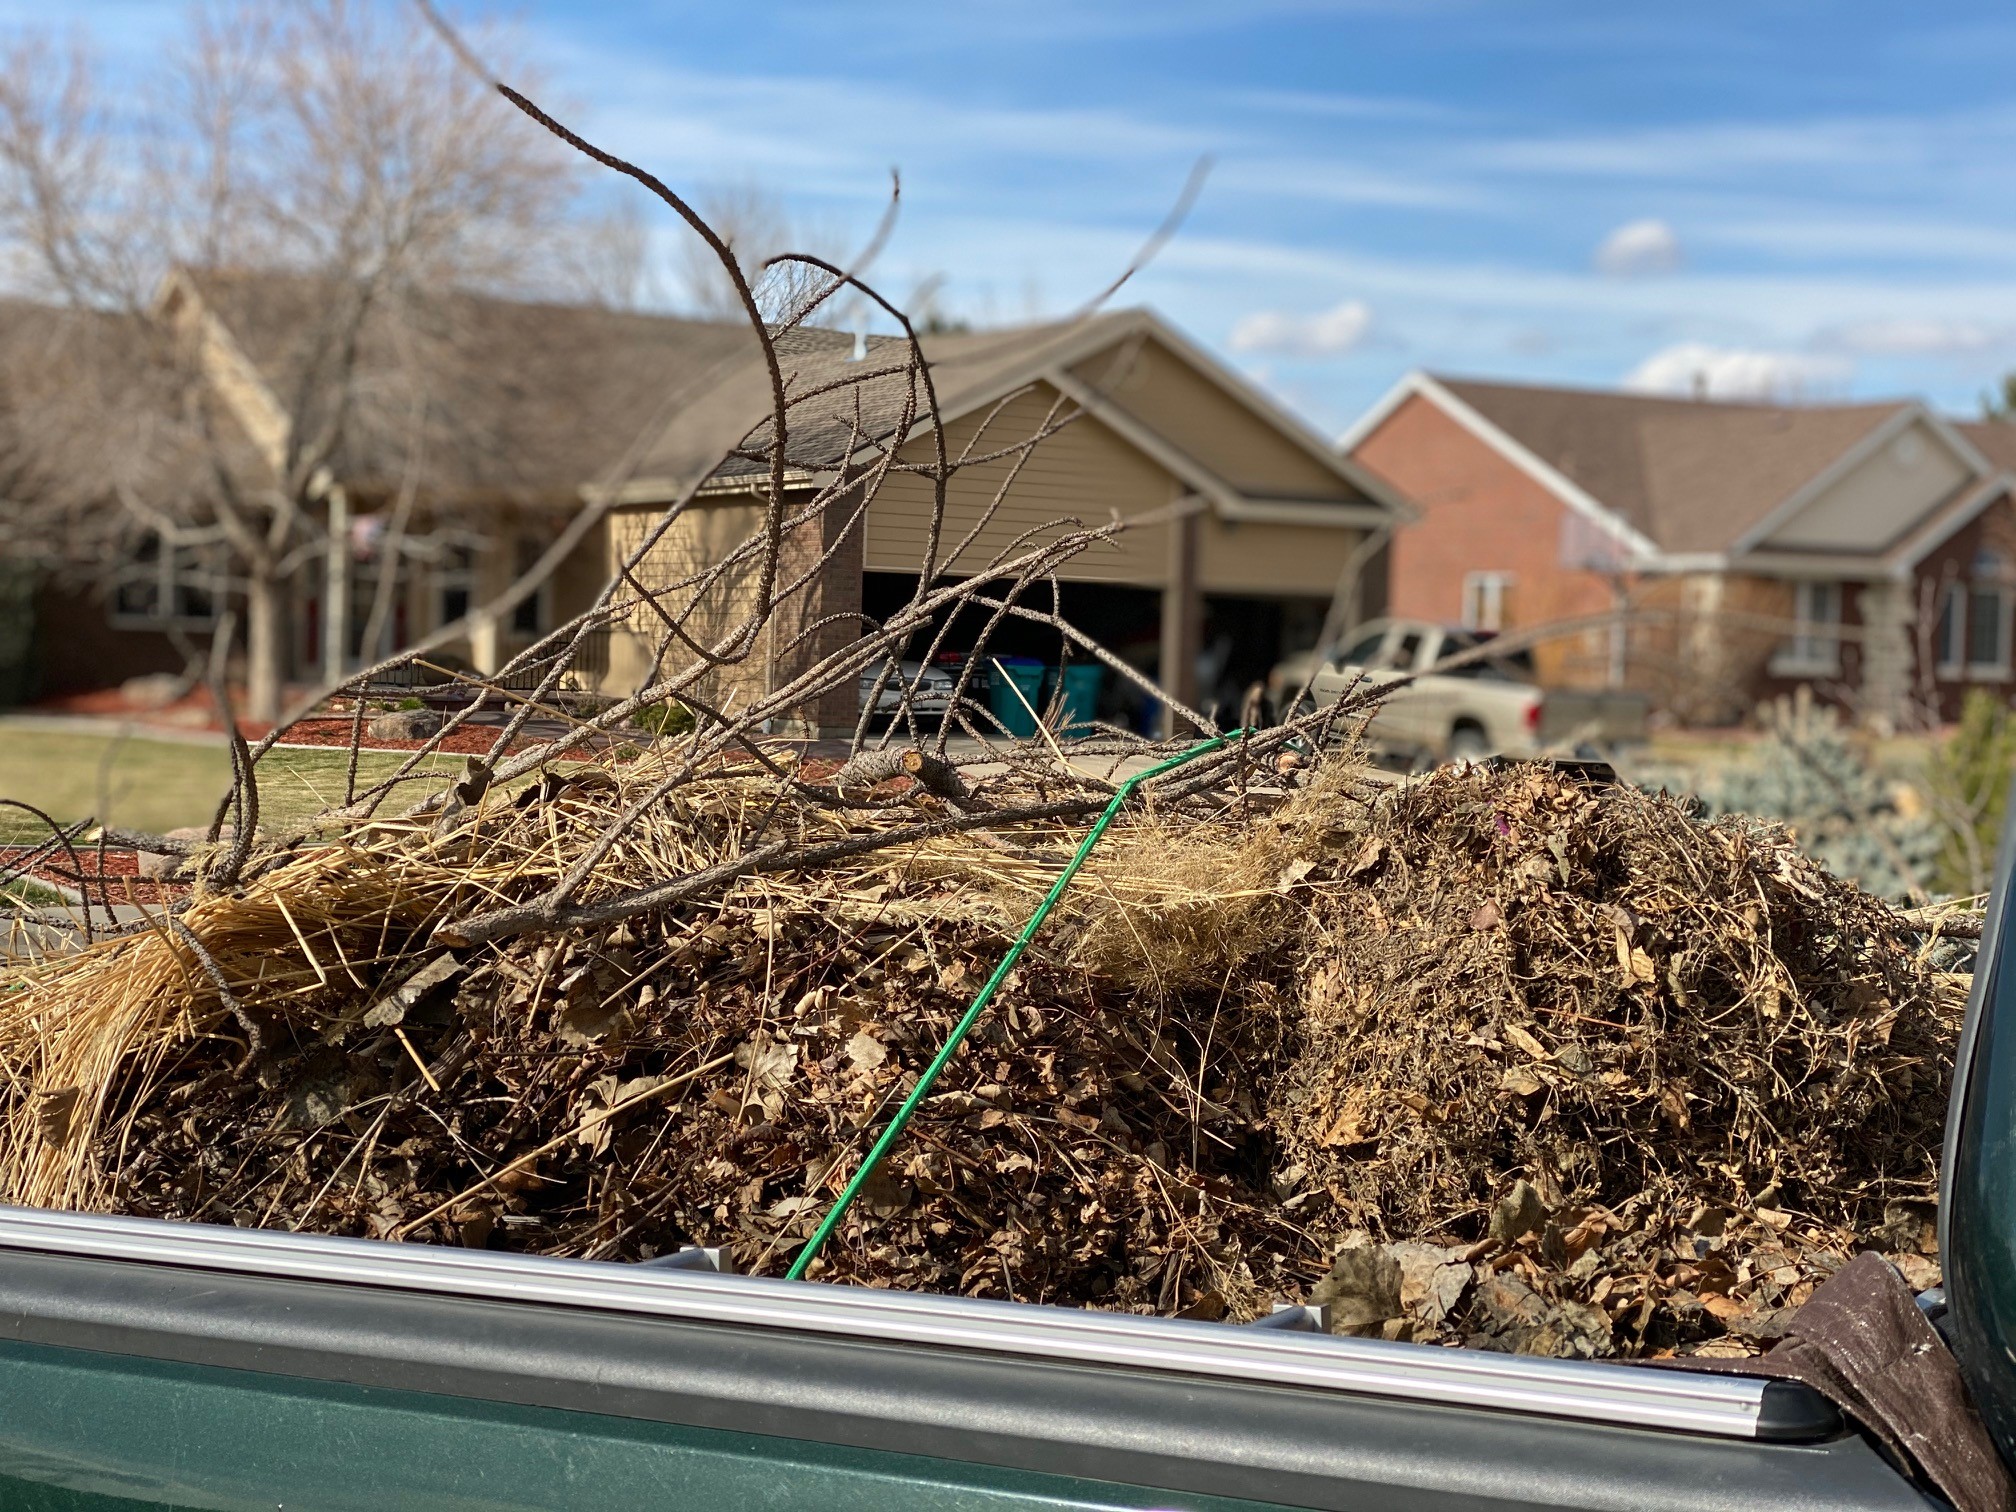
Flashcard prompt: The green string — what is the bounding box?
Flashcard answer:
[785,729,1244,1280]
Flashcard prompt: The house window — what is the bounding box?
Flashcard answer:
[109,532,222,628]
[437,544,475,627]
[510,538,547,636]
[1937,583,1966,676]
[1771,580,1841,677]
[1968,549,2012,678]
[1461,571,1513,632]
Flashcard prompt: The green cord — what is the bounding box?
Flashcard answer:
[785,729,1244,1280]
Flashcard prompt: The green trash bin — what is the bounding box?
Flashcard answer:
[988,657,1045,737]
[1054,663,1104,731]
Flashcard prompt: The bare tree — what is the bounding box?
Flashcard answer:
[675,181,849,322]
[0,1,580,720]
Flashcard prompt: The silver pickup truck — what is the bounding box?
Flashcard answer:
[1267,618,1649,765]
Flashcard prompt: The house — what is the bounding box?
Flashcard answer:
[1341,371,2016,727]
[20,273,1407,733]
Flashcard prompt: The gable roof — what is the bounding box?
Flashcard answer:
[622,311,1145,494]
[622,307,1399,526]
[177,272,1396,530]
[1424,375,1910,556]
[173,269,757,502]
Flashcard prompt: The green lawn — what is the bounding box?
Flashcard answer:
[0,727,470,844]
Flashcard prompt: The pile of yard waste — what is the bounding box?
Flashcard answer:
[0,747,1966,1359]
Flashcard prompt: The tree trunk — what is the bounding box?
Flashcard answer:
[245,570,288,723]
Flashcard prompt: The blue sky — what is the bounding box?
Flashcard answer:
[29,0,2016,434]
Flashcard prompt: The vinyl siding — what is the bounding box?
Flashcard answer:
[1198,517,1365,596]
[865,382,1177,585]
[1069,337,1346,498]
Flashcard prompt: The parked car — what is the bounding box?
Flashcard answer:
[857,658,966,719]
[1266,617,1648,764]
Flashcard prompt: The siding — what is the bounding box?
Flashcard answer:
[1763,417,1973,552]
[1198,517,1365,597]
[865,382,1177,585]
[1069,338,1346,498]
[868,379,1364,596]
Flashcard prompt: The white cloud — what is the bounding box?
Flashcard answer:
[1594,218,1682,276]
[1228,299,1373,357]
[1622,342,1853,400]
[1821,318,2000,355]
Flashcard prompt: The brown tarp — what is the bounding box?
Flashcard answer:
[1674,1252,2013,1512]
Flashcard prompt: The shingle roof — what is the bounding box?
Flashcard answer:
[183,270,758,502]
[627,312,1140,492]
[1432,375,1909,555]
[0,299,268,519]
[185,269,1144,505]
[1954,417,2016,476]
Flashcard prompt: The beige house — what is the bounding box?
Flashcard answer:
[58,274,1405,731]
[591,312,1404,732]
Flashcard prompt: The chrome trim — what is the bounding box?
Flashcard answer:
[0,1205,1771,1439]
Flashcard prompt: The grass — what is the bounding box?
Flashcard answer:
[0,726,470,844]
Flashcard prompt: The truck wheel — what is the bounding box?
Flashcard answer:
[1448,724,1491,763]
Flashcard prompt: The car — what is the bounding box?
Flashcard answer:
[857,658,965,718]
[1267,617,1648,765]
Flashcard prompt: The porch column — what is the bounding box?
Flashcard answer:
[322,485,350,685]
[469,612,502,675]
[1160,507,1202,737]
[1857,579,1912,734]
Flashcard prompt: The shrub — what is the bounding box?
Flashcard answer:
[633,700,695,739]
[1702,689,1939,902]
[1927,690,2016,897]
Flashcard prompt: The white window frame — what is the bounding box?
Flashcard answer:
[1768,579,1842,678]
[1967,550,2014,680]
[1460,571,1513,633]
[1936,582,1966,678]
[108,533,223,630]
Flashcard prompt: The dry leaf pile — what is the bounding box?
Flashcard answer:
[1278,764,1958,1357]
[0,751,1966,1359]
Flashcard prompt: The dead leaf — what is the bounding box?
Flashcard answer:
[1469,900,1502,930]
[1505,1024,1549,1061]
[33,1086,80,1149]
[1349,836,1387,877]
[1490,1179,1548,1243]
[845,1027,888,1071]
[363,953,462,1029]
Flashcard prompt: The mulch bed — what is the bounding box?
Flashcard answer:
[0,845,187,908]
[276,716,624,758]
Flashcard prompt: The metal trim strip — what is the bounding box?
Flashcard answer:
[0,1205,1771,1439]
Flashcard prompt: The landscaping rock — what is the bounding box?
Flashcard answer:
[367,708,441,742]
[137,824,229,880]
[119,673,185,710]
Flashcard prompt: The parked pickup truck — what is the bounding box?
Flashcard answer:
[1266,617,1648,765]
[6,821,2016,1509]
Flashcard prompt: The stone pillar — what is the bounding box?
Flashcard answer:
[1857,578,1913,734]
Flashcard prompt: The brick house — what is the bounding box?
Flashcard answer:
[1341,371,2016,727]
[18,274,1405,732]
